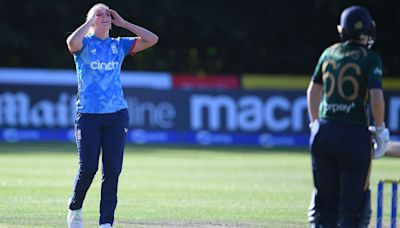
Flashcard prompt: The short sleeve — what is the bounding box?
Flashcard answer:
[366,53,383,89]
[72,36,89,56]
[311,52,325,85]
[119,37,137,56]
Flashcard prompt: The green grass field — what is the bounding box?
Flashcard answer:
[0,143,398,228]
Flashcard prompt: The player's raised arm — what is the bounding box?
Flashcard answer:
[66,21,92,53]
[109,9,159,53]
[66,10,96,53]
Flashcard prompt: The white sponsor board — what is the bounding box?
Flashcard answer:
[0,68,172,89]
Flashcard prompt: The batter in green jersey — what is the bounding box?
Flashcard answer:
[306,5,390,228]
[312,41,383,125]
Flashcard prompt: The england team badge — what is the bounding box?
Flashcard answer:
[111,44,118,54]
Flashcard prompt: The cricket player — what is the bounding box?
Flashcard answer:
[306,5,389,227]
[66,3,158,228]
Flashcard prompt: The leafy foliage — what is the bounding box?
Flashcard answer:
[0,0,399,75]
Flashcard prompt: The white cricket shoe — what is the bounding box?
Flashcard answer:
[99,223,112,228]
[67,208,83,228]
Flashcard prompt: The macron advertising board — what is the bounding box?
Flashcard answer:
[0,69,399,147]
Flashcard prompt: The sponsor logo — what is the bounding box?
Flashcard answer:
[126,97,176,129]
[0,90,399,139]
[0,92,76,127]
[75,129,82,141]
[129,129,169,144]
[258,133,296,148]
[190,94,307,132]
[195,131,233,145]
[2,128,41,142]
[90,60,119,71]
[323,102,355,114]
[373,67,383,76]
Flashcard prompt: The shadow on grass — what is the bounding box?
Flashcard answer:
[0,142,77,154]
[0,142,308,155]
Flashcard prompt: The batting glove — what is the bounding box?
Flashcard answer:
[369,123,390,159]
[309,120,320,146]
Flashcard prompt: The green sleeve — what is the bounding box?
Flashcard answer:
[367,52,383,89]
[311,51,326,84]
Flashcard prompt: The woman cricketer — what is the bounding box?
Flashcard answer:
[307,5,389,227]
[66,3,158,228]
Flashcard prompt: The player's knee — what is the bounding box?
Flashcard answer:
[104,165,122,177]
[78,166,98,179]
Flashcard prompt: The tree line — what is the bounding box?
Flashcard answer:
[0,0,398,76]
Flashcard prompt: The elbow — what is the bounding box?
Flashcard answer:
[306,86,312,98]
[154,35,159,45]
[370,89,385,105]
[66,37,72,48]
[66,35,75,47]
[306,83,314,98]
[307,82,322,98]
[66,36,75,52]
[149,34,159,47]
[140,34,158,50]
[66,37,81,53]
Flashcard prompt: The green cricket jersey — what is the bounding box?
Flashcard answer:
[311,42,383,125]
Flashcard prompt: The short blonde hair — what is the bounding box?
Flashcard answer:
[86,3,110,34]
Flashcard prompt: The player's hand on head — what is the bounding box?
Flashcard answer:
[109,9,126,28]
[86,8,98,26]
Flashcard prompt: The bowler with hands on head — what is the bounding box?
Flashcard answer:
[66,3,158,228]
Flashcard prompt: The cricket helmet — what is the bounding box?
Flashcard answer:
[338,6,376,48]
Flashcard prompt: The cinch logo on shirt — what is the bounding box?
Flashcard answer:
[90,60,119,71]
